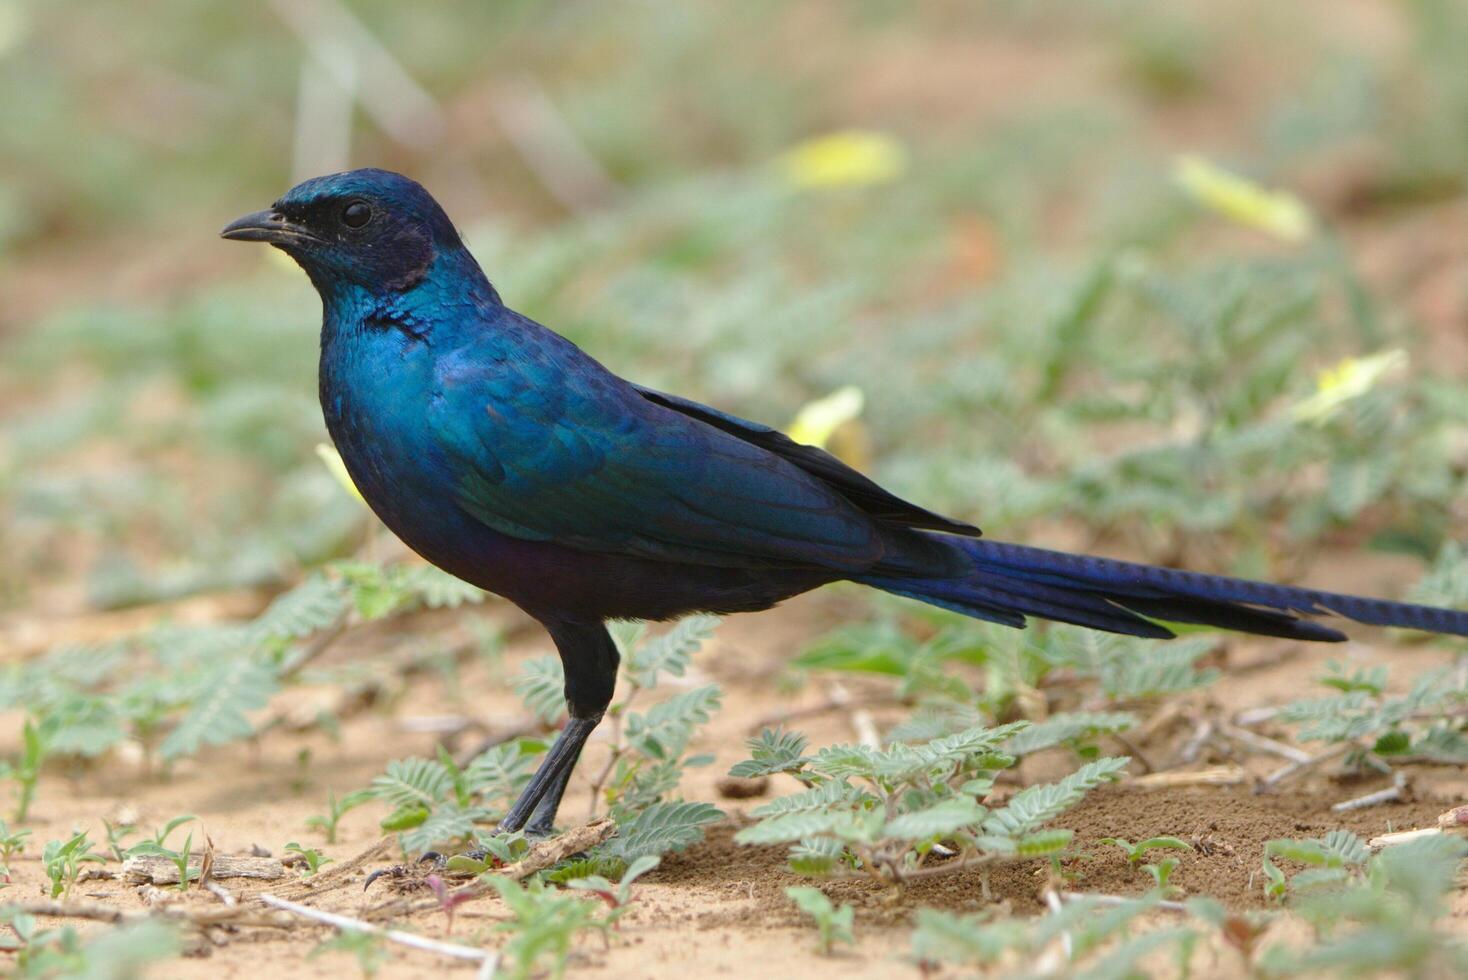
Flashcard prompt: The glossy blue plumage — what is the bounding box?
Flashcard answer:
[226,169,1468,833]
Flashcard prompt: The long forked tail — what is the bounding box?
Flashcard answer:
[862,538,1468,643]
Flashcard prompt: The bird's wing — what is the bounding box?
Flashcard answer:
[429,329,937,573]
[632,385,980,537]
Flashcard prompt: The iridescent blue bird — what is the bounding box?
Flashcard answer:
[223,169,1468,836]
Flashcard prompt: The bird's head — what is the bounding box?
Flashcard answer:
[221,169,467,294]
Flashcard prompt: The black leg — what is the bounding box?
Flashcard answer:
[499,619,618,834]
[525,760,576,836]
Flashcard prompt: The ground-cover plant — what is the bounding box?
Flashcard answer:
[41,831,105,900]
[732,723,1128,893]
[0,559,486,818]
[910,893,1201,976]
[1256,834,1468,975]
[1276,659,1468,769]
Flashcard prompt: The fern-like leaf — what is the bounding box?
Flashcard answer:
[624,615,719,688]
[608,801,722,859]
[160,658,277,759]
[983,756,1128,838]
[513,656,566,725]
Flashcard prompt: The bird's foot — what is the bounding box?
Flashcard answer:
[363,847,489,892]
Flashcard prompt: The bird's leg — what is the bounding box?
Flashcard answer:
[499,619,619,835]
[499,715,600,833]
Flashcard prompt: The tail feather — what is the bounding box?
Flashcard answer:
[864,537,1468,642]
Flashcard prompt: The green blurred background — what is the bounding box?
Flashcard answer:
[2,0,1466,622]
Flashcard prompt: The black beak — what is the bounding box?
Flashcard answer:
[220,208,314,245]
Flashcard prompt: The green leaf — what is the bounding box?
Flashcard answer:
[250,575,348,644]
[735,811,846,845]
[983,756,1129,838]
[159,657,277,759]
[883,797,987,840]
[513,656,566,725]
[371,757,452,809]
[751,780,871,818]
[624,615,719,688]
[729,728,810,778]
[1006,711,1137,757]
[608,801,723,859]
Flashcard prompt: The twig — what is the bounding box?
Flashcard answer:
[265,0,444,146]
[1234,706,1281,727]
[124,853,284,885]
[1219,723,1311,764]
[2,899,292,930]
[745,683,902,734]
[1111,732,1157,774]
[260,893,496,968]
[1058,891,1189,913]
[1131,766,1247,789]
[279,611,352,678]
[850,709,882,750]
[1332,772,1410,813]
[1178,719,1214,765]
[204,881,237,907]
[1044,890,1073,959]
[1260,741,1354,788]
[491,77,618,213]
[1368,827,1444,850]
[586,692,637,821]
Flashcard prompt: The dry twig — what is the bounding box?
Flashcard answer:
[1332,772,1411,813]
[260,893,497,968]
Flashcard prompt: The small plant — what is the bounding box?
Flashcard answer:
[1099,835,1192,867]
[284,841,333,877]
[565,854,661,931]
[101,819,137,862]
[1277,662,1468,769]
[305,789,373,844]
[42,831,106,900]
[0,819,31,862]
[732,722,1128,892]
[1143,857,1182,896]
[486,875,603,980]
[125,819,199,893]
[422,873,476,934]
[1257,835,1468,975]
[1,718,48,822]
[785,886,855,954]
[1260,829,1370,901]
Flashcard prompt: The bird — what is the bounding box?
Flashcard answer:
[222,168,1468,838]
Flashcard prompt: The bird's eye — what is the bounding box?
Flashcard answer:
[341,201,372,228]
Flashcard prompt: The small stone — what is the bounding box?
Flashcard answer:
[715,775,768,799]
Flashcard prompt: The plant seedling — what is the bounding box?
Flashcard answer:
[1098,836,1193,865]
[785,886,855,955]
[284,841,333,877]
[305,789,373,844]
[0,820,31,862]
[42,831,106,899]
[566,855,661,930]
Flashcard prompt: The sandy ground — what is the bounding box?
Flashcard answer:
[3,578,1464,978]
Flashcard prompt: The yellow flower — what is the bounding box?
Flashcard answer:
[1291,349,1408,424]
[787,386,865,448]
[780,131,907,190]
[1174,155,1313,243]
[315,443,367,506]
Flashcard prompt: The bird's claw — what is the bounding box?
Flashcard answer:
[362,848,490,892]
